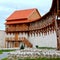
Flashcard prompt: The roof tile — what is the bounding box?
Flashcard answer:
[6,8,36,20]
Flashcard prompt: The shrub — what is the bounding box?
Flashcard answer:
[20,44,24,49]
[36,45,38,48]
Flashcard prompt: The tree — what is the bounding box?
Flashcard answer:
[20,44,24,49]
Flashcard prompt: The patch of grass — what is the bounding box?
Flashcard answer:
[3,57,60,60]
[1,50,15,52]
[2,58,8,60]
[0,50,3,54]
[18,57,60,60]
[35,45,56,49]
[37,47,56,49]
[0,50,15,54]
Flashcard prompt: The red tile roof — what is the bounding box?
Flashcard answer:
[5,18,40,24]
[6,8,41,24]
[6,8,38,20]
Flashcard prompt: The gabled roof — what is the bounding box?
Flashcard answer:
[5,8,41,24]
[6,8,40,21]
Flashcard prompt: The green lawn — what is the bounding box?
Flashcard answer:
[17,57,60,60]
[36,47,56,49]
[0,50,3,54]
[2,58,8,60]
[2,57,60,60]
[2,56,60,60]
[0,50,15,54]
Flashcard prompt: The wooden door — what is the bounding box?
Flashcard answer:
[15,33,19,47]
[15,33,18,40]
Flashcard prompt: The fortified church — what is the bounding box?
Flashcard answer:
[0,0,60,50]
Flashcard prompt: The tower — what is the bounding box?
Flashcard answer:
[57,0,60,17]
[55,0,60,50]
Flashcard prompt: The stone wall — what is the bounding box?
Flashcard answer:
[0,30,6,48]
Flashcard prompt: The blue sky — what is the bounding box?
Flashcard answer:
[0,0,52,30]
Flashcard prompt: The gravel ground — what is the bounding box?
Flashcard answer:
[8,48,60,60]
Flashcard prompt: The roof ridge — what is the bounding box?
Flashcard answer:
[15,8,37,12]
[27,9,35,19]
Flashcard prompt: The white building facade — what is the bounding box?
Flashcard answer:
[0,30,57,48]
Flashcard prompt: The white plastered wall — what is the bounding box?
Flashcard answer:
[0,30,6,48]
[28,31,57,48]
[0,30,57,48]
[18,32,28,39]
